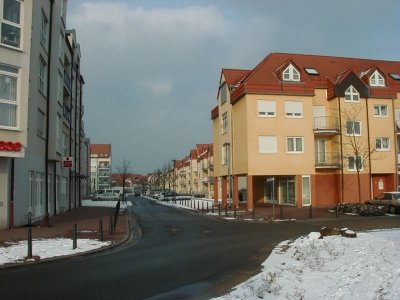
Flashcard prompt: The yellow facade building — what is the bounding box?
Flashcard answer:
[212,53,400,211]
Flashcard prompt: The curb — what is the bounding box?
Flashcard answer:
[0,207,142,270]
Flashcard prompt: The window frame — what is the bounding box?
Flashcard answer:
[283,64,300,82]
[222,143,230,165]
[285,101,303,118]
[40,10,49,48]
[346,120,362,136]
[0,64,19,129]
[345,85,360,102]
[370,70,385,87]
[374,105,388,117]
[257,100,276,117]
[375,137,390,151]
[286,136,304,153]
[0,0,22,49]
[221,112,228,134]
[259,136,277,154]
[348,155,363,171]
[39,56,47,95]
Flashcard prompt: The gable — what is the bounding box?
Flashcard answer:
[334,71,370,98]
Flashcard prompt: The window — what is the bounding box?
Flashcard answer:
[61,0,67,21]
[40,10,48,47]
[58,29,64,61]
[62,132,68,156]
[0,64,18,128]
[1,0,22,48]
[39,56,47,95]
[57,70,63,103]
[370,70,385,87]
[376,137,389,151]
[283,64,300,82]
[56,114,62,153]
[348,155,363,171]
[374,105,387,117]
[222,143,230,165]
[285,101,303,117]
[221,112,228,134]
[36,172,45,208]
[258,100,276,117]
[304,67,319,75]
[345,85,360,102]
[287,137,303,153]
[37,109,45,137]
[280,176,296,204]
[259,136,277,153]
[220,83,227,104]
[346,121,361,136]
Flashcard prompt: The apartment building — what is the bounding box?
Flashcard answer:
[0,0,89,229]
[90,144,112,192]
[212,53,400,211]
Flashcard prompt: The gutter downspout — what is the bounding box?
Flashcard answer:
[45,0,54,225]
[365,97,372,198]
[338,96,344,204]
[68,58,73,210]
[9,158,14,229]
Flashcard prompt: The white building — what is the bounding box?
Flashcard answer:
[0,0,89,229]
[90,144,112,193]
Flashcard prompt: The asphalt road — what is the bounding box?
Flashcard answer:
[1,196,399,300]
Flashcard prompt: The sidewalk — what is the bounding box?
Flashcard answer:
[0,206,128,246]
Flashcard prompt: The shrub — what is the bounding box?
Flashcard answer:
[335,203,386,216]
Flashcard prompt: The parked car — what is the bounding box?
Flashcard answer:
[95,191,119,201]
[365,192,400,214]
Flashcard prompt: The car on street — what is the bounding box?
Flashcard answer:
[94,191,120,201]
[365,192,400,214]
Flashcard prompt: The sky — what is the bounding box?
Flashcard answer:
[67,0,400,174]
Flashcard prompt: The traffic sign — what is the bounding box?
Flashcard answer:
[63,157,73,168]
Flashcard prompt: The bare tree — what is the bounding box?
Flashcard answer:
[116,158,133,202]
[341,104,376,203]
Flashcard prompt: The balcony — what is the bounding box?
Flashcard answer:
[64,71,72,94]
[63,105,71,123]
[313,116,340,135]
[202,176,214,183]
[315,152,341,169]
[396,121,400,135]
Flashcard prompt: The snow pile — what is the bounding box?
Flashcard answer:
[215,229,400,299]
[0,238,111,265]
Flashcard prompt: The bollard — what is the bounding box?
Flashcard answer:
[309,205,312,219]
[280,207,283,219]
[218,203,221,216]
[206,202,209,212]
[225,204,228,217]
[202,201,204,212]
[234,205,237,218]
[27,227,32,258]
[252,209,256,221]
[212,203,214,214]
[109,216,114,235]
[73,223,77,250]
[336,205,339,218]
[99,219,104,242]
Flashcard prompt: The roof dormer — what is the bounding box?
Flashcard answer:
[282,64,300,82]
[369,69,385,87]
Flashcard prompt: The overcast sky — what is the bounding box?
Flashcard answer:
[67,0,400,174]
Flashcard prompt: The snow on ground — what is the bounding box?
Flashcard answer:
[0,238,111,266]
[213,229,400,300]
[0,199,128,267]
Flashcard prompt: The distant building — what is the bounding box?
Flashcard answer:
[212,52,400,211]
[90,144,112,192]
[0,1,88,229]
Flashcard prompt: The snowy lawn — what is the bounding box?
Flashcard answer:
[214,229,400,300]
[0,238,111,266]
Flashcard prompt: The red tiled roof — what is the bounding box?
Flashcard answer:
[228,53,400,103]
[90,144,111,156]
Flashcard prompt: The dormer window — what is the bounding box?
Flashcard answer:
[345,85,360,102]
[283,64,300,82]
[370,70,385,87]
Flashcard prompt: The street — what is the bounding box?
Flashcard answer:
[0,196,399,300]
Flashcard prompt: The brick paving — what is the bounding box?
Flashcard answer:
[0,206,128,246]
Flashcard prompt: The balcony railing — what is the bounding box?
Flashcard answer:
[313,116,340,135]
[315,152,341,168]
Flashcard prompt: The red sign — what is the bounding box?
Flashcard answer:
[0,141,22,152]
[63,157,73,168]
